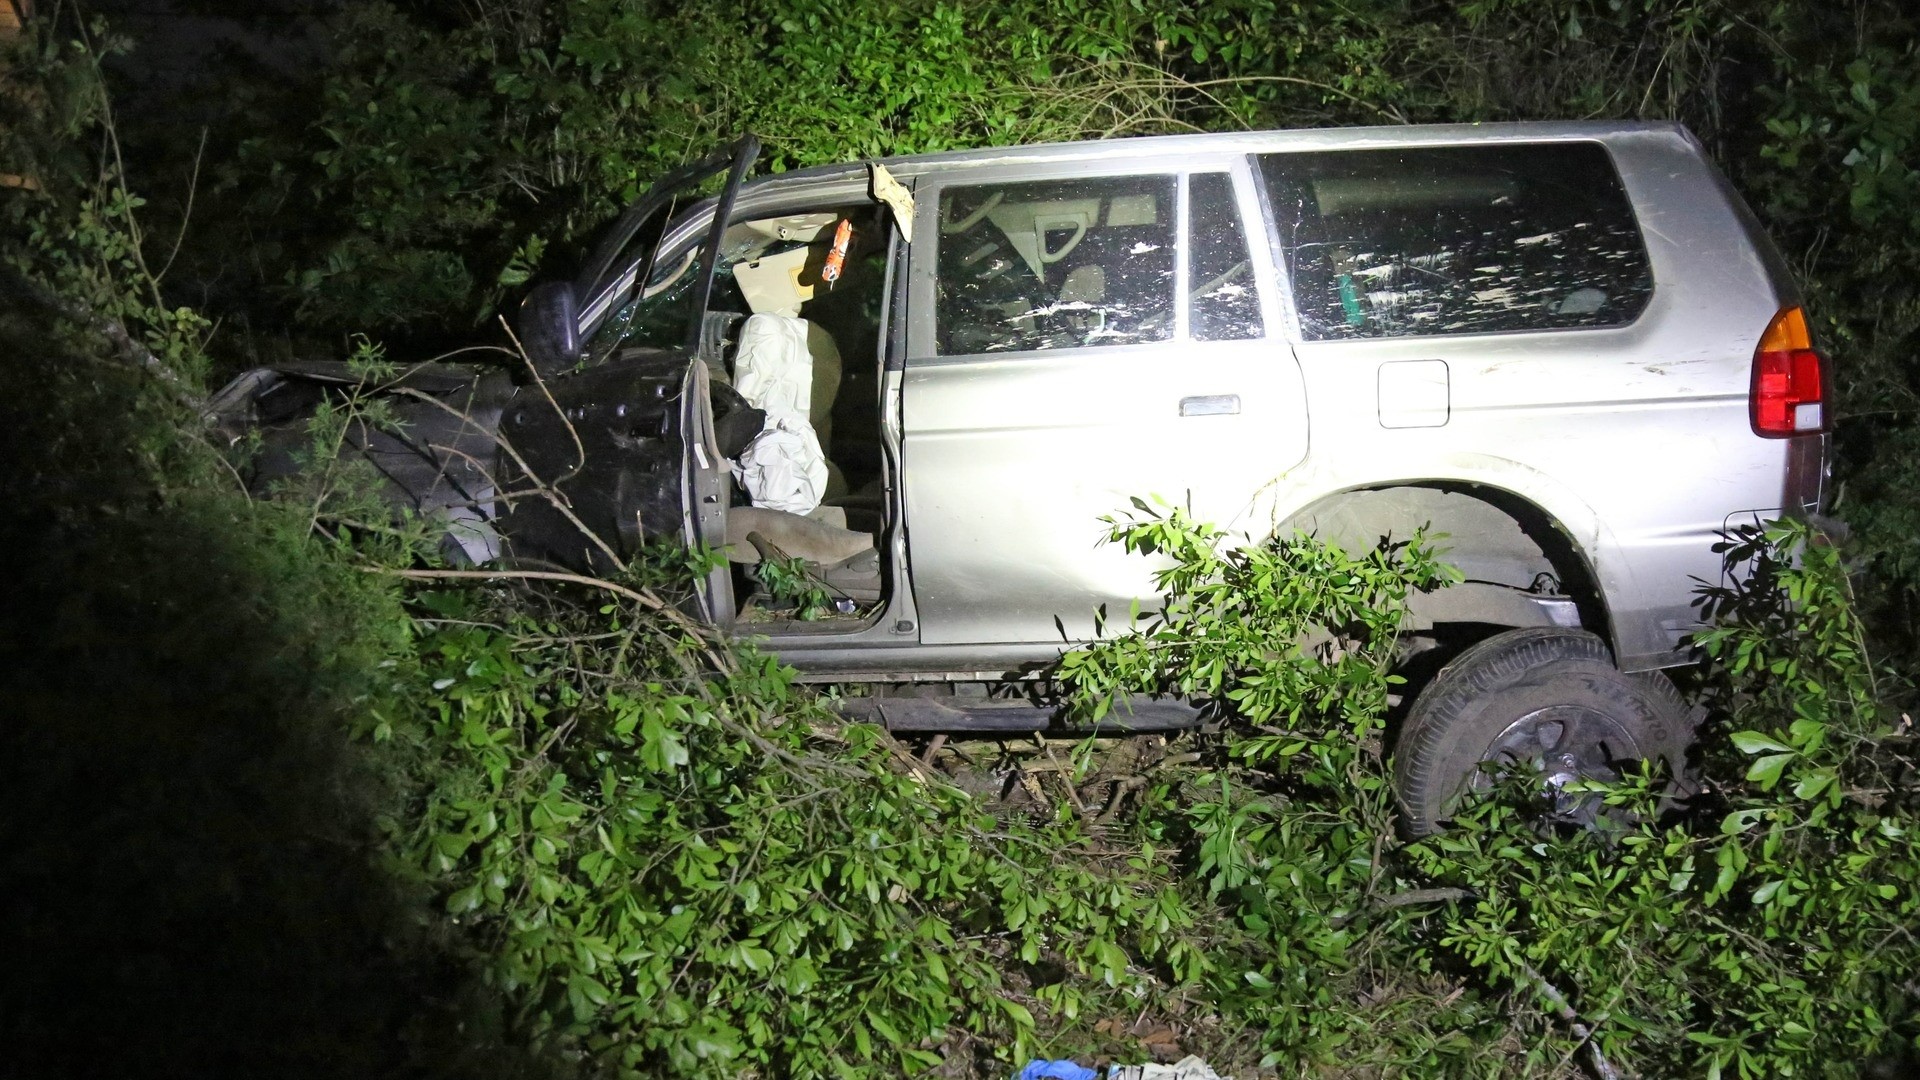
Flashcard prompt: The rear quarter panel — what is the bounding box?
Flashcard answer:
[1271,129,1795,669]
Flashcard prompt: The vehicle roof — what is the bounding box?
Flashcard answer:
[745,120,1693,190]
[585,120,1696,334]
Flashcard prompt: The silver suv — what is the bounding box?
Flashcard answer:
[214,122,1831,831]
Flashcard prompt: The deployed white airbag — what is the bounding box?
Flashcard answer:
[731,313,827,514]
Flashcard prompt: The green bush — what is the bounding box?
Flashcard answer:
[1056,503,1505,1072]
[368,500,1493,1078]
[1406,521,1920,1078]
[382,579,1203,1077]
[1,28,553,1079]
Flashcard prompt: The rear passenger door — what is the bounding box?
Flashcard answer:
[901,159,1308,646]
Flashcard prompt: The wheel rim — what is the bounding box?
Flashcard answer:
[1476,705,1646,826]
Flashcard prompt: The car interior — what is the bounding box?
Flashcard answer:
[611,175,1252,624]
[1269,145,1655,339]
[680,203,896,623]
[935,175,1178,355]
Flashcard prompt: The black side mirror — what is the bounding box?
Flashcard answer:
[518,281,580,375]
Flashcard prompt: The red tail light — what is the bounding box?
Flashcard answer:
[1751,307,1827,438]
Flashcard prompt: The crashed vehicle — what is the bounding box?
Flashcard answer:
[211,124,1831,834]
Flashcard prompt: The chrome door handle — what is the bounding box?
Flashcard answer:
[1179,394,1240,417]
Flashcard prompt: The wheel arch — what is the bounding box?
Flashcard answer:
[1273,480,1615,652]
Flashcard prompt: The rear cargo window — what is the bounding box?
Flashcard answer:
[1259,142,1653,340]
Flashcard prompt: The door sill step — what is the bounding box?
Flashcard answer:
[838,696,1202,733]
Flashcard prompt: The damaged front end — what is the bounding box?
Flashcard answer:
[204,348,710,576]
[206,137,763,621]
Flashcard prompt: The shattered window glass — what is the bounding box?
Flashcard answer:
[935,175,1176,355]
[1188,172,1263,341]
[585,240,708,361]
[1259,143,1653,340]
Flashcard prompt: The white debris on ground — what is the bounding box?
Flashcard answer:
[1108,1055,1231,1080]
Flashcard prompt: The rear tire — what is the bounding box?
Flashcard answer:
[1392,627,1691,838]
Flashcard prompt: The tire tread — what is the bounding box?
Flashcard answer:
[1394,628,1690,837]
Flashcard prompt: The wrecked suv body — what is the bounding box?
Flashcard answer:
[212,123,1831,833]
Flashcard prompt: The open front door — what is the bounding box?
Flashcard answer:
[500,136,761,597]
[674,138,760,625]
[683,360,735,625]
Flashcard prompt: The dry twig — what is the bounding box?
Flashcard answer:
[1520,962,1623,1080]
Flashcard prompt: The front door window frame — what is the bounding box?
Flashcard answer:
[906,155,1281,365]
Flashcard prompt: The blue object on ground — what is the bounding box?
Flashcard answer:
[1015,1060,1098,1080]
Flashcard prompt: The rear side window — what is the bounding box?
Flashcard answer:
[1188,172,1262,341]
[1260,143,1653,340]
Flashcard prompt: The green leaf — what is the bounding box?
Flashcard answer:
[1730,730,1792,755]
[1791,768,1834,801]
[1746,752,1794,789]
[688,1021,744,1061]
[446,885,484,915]
[641,712,690,771]
[868,1013,904,1047]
